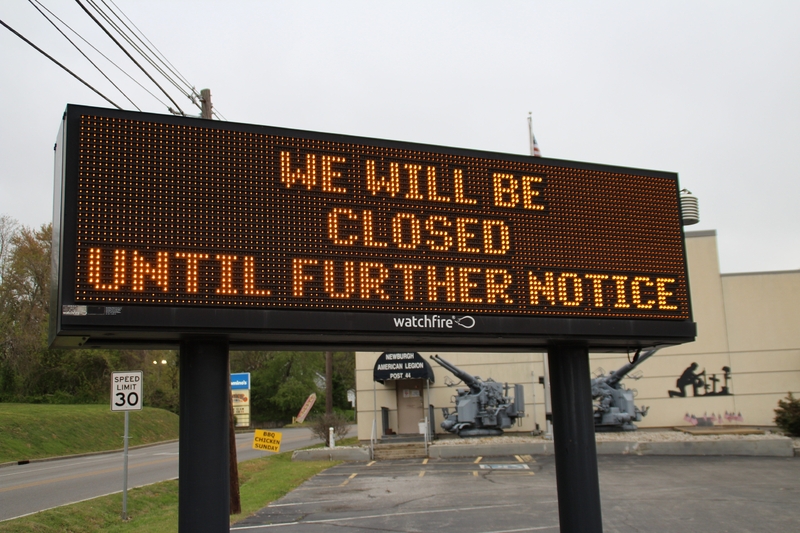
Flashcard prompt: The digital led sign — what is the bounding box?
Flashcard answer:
[50,105,695,350]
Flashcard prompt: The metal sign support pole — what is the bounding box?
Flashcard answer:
[122,410,129,520]
[547,344,603,533]
[179,336,230,532]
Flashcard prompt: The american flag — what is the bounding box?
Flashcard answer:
[531,131,542,157]
[527,113,542,157]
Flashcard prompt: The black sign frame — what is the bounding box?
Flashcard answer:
[50,105,695,351]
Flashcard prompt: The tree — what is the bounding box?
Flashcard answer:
[247,351,324,423]
[0,221,146,404]
[332,351,355,411]
[775,392,800,436]
[0,224,53,397]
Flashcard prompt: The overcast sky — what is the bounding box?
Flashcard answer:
[1,1,798,274]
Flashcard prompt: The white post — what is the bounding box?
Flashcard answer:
[531,370,540,435]
[329,427,335,448]
[122,410,129,520]
[543,354,554,439]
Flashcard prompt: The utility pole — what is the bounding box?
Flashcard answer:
[201,88,212,119]
[325,351,334,415]
[198,88,239,517]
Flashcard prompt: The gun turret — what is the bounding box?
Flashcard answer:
[430,354,481,393]
[429,354,524,437]
[591,346,661,432]
[598,347,660,389]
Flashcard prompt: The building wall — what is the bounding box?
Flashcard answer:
[355,231,800,437]
[720,269,800,425]
[356,351,547,441]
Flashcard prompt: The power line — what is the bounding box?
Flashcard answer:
[85,0,193,102]
[27,0,140,110]
[0,18,121,109]
[74,0,185,115]
[104,0,195,95]
[102,0,226,119]
[30,0,172,111]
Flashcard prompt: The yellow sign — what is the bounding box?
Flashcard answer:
[253,430,282,452]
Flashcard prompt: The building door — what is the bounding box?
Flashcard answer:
[395,379,424,434]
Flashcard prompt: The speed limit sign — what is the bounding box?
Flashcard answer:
[111,371,144,411]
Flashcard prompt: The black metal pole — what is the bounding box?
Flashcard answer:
[179,336,230,532]
[547,344,603,533]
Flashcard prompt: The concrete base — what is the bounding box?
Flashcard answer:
[429,441,554,459]
[428,437,794,459]
[292,447,371,462]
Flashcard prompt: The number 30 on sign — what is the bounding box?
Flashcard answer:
[111,371,143,411]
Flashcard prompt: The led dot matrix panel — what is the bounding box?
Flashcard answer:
[51,105,695,350]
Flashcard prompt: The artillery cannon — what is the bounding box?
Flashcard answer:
[592,347,660,431]
[431,354,525,437]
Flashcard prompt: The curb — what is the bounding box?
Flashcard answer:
[428,437,795,459]
[292,447,371,462]
[0,439,180,469]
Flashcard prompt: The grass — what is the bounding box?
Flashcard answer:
[0,404,179,464]
[0,451,340,532]
[0,405,355,531]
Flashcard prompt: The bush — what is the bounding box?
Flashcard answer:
[333,407,355,422]
[774,392,800,436]
[310,412,351,446]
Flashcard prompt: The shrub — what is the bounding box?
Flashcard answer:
[310,412,351,446]
[774,392,800,436]
[333,407,355,422]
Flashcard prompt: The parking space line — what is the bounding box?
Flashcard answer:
[338,473,358,487]
[268,499,342,508]
[474,456,483,464]
[418,470,425,477]
[478,526,558,532]
[422,458,428,465]
[231,503,524,530]
[366,461,375,467]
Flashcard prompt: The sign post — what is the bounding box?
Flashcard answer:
[111,371,143,520]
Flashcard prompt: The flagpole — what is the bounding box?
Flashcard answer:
[528,112,535,156]
[527,112,541,157]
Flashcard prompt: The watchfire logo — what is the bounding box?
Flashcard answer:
[392,314,476,329]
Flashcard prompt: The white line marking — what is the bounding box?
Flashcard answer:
[230,503,523,530]
[268,499,342,507]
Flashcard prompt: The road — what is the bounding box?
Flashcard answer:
[0,426,353,523]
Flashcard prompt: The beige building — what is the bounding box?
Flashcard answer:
[355,230,800,440]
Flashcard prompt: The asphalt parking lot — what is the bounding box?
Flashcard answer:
[231,454,800,533]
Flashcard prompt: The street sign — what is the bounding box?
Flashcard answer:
[50,105,695,351]
[111,371,143,411]
[231,372,251,427]
[252,430,282,452]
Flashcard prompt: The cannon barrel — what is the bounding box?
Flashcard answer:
[430,354,481,391]
[599,347,661,388]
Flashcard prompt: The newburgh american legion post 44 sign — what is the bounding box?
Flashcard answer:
[49,105,695,351]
